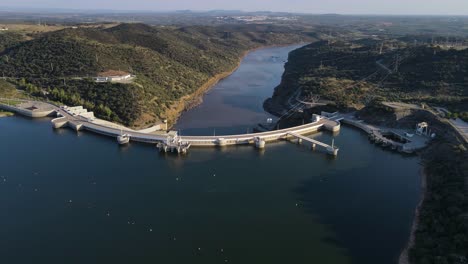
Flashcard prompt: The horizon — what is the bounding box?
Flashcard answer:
[1,7,468,17]
[1,0,468,16]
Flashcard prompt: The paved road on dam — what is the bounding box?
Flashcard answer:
[1,99,340,151]
[53,106,339,147]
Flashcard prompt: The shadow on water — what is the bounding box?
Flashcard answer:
[0,44,422,264]
[291,128,421,264]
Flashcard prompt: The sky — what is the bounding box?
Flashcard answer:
[1,0,468,15]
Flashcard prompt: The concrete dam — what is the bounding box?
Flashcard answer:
[1,99,341,156]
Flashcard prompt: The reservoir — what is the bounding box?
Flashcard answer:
[0,45,421,264]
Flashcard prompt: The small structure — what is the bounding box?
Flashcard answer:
[215,138,227,146]
[94,70,133,83]
[416,122,429,136]
[117,134,130,145]
[312,114,321,123]
[321,111,339,118]
[157,136,191,154]
[0,27,8,31]
[254,137,266,149]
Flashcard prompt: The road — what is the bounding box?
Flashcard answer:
[52,103,341,147]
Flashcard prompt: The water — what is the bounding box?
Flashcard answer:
[175,45,304,135]
[0,45,421,264]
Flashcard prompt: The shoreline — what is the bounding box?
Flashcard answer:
[398,168,427,264]
[163,53,246,128]
[0,111,14,117]
[267,102,431,263]
[164,43,307,129]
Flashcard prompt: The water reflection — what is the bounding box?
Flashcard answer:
[0,45,421,264]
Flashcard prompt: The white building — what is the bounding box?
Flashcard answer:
[94,70,133,83]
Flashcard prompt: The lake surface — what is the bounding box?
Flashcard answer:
[0,45,421,264]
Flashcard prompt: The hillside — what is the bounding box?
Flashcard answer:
[0,23,313,127]
[265,39,468,117]
[264,38,468,264]
[0,31,27,53]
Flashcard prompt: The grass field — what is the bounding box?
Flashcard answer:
[0,99,21,106]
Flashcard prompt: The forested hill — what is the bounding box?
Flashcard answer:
[0,23,314,127]
[264,40,468,264]
[266,40,468,114]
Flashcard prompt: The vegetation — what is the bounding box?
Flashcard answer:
[268,37,468,264]
[0,31,26,53]
[0,79,25,99]
[446,111,468,122]
[410,138,468,264]
[267,39,468,111]
[0,23,313,127]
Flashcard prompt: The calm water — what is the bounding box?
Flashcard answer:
[174,45,304,135]
[0,46,421,264]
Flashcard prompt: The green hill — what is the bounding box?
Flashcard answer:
[0,23,312,127]
[0,31,27,53]
[266,40,468,114]
[264,38,468,264]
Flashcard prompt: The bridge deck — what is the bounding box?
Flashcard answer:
[287,132,332,148]
[54,106,339,147]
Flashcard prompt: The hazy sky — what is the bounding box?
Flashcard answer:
[1,0,468,15]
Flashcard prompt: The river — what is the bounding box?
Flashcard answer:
[0,45,421,264]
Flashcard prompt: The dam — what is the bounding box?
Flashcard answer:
[0,45,421,264]
[1,99,341,156]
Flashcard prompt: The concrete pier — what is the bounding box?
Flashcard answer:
[254,137,266,149]
[287,132,339,156]
[51,117,68,128]
[0,99,56,118]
